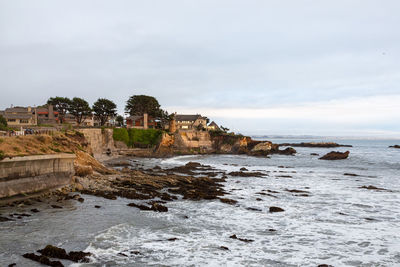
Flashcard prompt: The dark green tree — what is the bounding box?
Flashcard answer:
[92,98,117,126]
[115,115,124,127]
[68,97,92,125]
[47,96,71,123]
[0,114,7,130]
[125,95,161,117]
[220,126,229,133]
[158,110,174,129]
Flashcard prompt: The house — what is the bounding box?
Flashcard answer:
[174,114,208,130]
[0,106,37,126]
[63,113,95,127]
[207,121,220,131]
[126,113,157,129]
[36,105,59,125]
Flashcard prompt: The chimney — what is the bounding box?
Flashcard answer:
[143,113,148,129]
[48,104,55,120]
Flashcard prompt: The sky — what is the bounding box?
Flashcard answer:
[0,0,399,137]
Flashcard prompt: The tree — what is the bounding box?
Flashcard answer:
[125,95,161,117]
[158,109,174,129]
[92,98,117,126]
[47,97,71,123]
[0,115,7,130]
[220,126,229,133]
[68,97,92,125]
[115,115,124,127]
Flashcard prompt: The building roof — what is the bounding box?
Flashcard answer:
[126,115,143,121]
[174,114,203,122]
[3,113,33,119]
[208,121,219,127]
[4,107,30,113]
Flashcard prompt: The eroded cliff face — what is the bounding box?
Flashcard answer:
[156,131,291,156]
[78,129,115,157]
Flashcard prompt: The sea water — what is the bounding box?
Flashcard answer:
[0,139,399,266]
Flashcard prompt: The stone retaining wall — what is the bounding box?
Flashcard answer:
[0,154,75,199]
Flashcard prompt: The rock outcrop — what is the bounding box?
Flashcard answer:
[279,142,352,148]
[319,151,350,160]
[389,145,400,149]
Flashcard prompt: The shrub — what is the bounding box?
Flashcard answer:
[113,128,129,145]
[127,128,163,148]
[0,115,7,130]
[0,150,5,160]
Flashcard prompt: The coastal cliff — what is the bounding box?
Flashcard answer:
[156,131,295,156]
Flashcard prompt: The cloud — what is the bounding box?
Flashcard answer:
[167,95,400,135]
[0,0,399,136]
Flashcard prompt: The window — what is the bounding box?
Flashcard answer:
[7,119,16,122]
[20,119,29,123]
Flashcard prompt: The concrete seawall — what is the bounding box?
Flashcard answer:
[0,154,75,200]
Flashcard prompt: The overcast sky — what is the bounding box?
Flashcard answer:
[1,0,399,136]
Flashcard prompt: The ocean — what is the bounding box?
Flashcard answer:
[1,139,399,266]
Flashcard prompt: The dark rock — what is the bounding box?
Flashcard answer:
[285,189,310,194]
[219,198,238,205]
[279,142,352,148]
[185,162,203,168]
[8,264,16,267]
[268,229,277,232]
[319,151,349,160]
[344,173,359,176]
[269,206,285,213]
[118,252,128,257]
[276,175,292,178]
[94,205,101,208]
[151,202,168,212]
[1,216,13,222]
[256,198,262,201]
[38,245,68,259]
[318,265,334,267]
[389,145,400,148]
[51,205,63,209]
[127,202,168,212]
[359,185,389,191]
[68,251,92,262]
[37,245,91,263]
[310,153,319,156]
[220,246,229,250]
[276,147,297,155]
[167,237,179,241]
[229,234,254,243]
[228,171,266,177]
[239,167,248,171]
[22,253,64,267]
[31,208,40,213]
[130,251,141,255]
[127,203,152,211]
[246,207,262,211]
[77,198,84,203]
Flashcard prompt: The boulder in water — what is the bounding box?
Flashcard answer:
[319,151,349,160]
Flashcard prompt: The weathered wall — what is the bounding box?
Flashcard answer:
[174,131,213,151]
[0,154,76,199]
[78,128,115,157]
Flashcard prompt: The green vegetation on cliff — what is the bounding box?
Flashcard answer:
[113,128,163,148]
[128,128,163,148]
[112,128,130,146]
